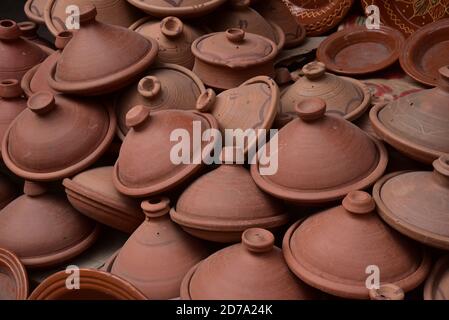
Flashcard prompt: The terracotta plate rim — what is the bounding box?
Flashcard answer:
[24,0,46,24]
[424,256,449,300]
[0,248,29,300]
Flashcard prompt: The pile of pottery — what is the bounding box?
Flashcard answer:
[0,0,448,300]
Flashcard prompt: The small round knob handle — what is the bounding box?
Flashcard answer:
[242,228,275,253]
[17,21,37,38]
[55,31,73,50]
[138,76,161,99]
[0,79,22,98]
[27,91,56,115]
[0,20,21,40]
[219,146,244,164]
[303,61,326,80]
[24,181,47,197]
[342,191,375,215]
[433,154,449,179]
[141,197,170,219]
[126,105,150,130]
[369,284,405,300]
[196,88,216,113]
[438,65,449,92]
[160,16,183,38]
[226,28,245,43]
[78,4,97,24]
[295,98,326,121]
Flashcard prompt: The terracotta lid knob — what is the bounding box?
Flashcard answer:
[27,91,56,115]
[242,228,275,253]
[17,21,37,38]
[342,191,375,215]
[0,20,22,40]
[219,146,245,164]
[295,98,326,121]
[275,68,292,85]
[230,0,251,8]
[138,76,161,98]
[79,4,97,24]
[196,88,216,112]
[369,284,405,300]
[0,79,22,98]
[226,28,245,43]
[24,181,47,197]
[126,105,150,129]
[141,197,170,218]
[303,61,326,80]
[160,17,183,38]
[438,65,449,92]
[55,31,73,50]
[433,154,449,179]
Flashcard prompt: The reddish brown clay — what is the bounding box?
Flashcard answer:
[63,166,144,234]
[424,256,449,300]
[47,4,159,96]
[2,91,116,181]
[373,155,449,250]
[24,0,47,24]
[369,284,405,301]
[0,181,100,268]
[29,268,146,300]
[106,198,209,299]
[370,66,449,164]
[317,26,405,76]
[44,0,143,36]
[0,248,28,300]
[18,21,53,48]
[130,17,204,70]
[113,106,219,197]
[251,98,388,204]
[170,147,289,243]
[181,228,318,300]
[126,0,228,18]
[115,64,206,140]
[0,19,48,82]
[283,191,431,299]
[280,61,371,122]
[192,28,278,90]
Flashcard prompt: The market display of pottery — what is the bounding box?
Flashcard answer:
[0,0,448,303]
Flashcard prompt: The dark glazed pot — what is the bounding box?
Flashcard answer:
[0,248,29,300]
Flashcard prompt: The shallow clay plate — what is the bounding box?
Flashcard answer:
[317,26,405,75]
[424,256,449,300]
[400,19,449,86]
[0,248,28,300]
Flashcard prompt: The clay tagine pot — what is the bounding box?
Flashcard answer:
[21,31,72,97]
[0,19,48,82]
[251,98,388,204]
[105,198,209,299]
[170,147,289,243]
[44,0,143,36]
[113,105,219,197]
[0,181,100,268]
[63,166,144,234]
[280,62,371,122]
[283,191,432,299]
[18,21,53,49]
[24,0,47,24]
[192,28,278,90]
[46,4,159,96]
[29,268,146,300]
[370,66,449,164]
[203,0,285,50]
[2,91,116,181]
[114,63,206,140]
[181,228,318,300]
[0,248,29,300]
[196,76,279,154]
[130,17,204,70]
[424,255,449,300]
[0,172,18,210]
[373,155,449,250]
[126,0,228,18]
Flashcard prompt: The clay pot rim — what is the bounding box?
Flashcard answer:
[373,170,449,250]
[115,63,207,141]
[191,31,278,69]
[113,111,219,198]
[101,250,119,272]
[282,218,432,299]
[46,37,159,96]
[250,134,388,204]
[283,22,306,49]
[399,19,449,87]
[423,256,449,300]
[29,268,147,300]
[20,62,39,97]
[0,247,29,299]
[24,0,45,24]
[179,262,198,300]
[317,25,405,76]
[369,102,443,164]
[267,20,286,51]
[126,0,227,18]
[1,98,117,182]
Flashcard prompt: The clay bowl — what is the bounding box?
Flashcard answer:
[317,25,405,76]
[0,248,28,300]
[24,0,47,24]
[424,256,449,300]
[126,0,228,18]
[400,18,449,86]
[29,269,146,300]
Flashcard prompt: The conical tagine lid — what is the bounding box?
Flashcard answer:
[251,98,388,204]
[47,4,158,95]
[2,91,116,181]
[109,198,209,299]
[0,248,28,300]
[181,228,318,300]
[126,0,228,18]
[281,62,371,122]
[0,182,99,268]
[370,66,449,164]
[373,155,449,250]
[283,191,432,299]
